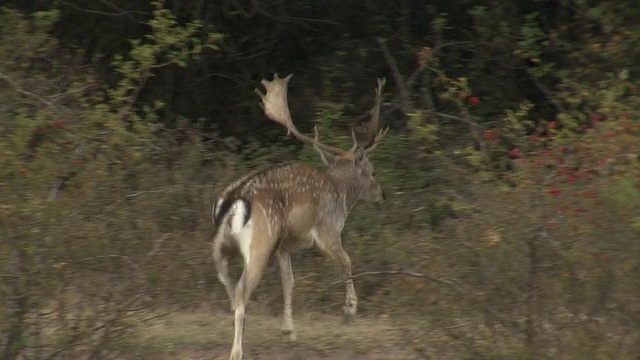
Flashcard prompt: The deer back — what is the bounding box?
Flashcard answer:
[213,162,346,243]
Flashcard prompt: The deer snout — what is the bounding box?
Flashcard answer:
[373,187,386,203]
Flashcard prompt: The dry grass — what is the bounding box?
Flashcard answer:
[126,309,415,359]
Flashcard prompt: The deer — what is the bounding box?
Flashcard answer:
[212,73,388,360]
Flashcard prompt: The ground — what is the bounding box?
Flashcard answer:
[129,309,416,360]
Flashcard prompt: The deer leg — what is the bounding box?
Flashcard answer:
[276,250,296,341]
[229,272,246,360]
[213,240,236,312]
[229,246,270,360]
[329,245,357,324]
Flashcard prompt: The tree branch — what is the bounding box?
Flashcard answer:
[376,38,412,114]
[328,270,470,294]
[0,71,57,110]
[59,0,147,24]
[47,143,85,202]
[432,111,481,129]
[117,68,152,123]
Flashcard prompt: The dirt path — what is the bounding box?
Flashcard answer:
[153,345,400,360]
[132,310,416,360]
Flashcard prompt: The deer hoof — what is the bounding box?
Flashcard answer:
[229,347,242,360]
[281,328,298,341]
[342,306,357,324]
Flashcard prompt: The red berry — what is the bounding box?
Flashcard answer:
[467,96,480,104]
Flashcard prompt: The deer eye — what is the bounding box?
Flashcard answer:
[372,171,377,177]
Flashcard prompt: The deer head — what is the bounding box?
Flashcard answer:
[255,74,388,204]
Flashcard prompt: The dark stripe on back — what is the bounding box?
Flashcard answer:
[213,198,233,227]
[214,162,296,229]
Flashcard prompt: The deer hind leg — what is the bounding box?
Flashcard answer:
[213,237,236,312]
[229,232,273,360]
[276,249,297,341]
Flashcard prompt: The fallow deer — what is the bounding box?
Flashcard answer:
[212,74,387,360]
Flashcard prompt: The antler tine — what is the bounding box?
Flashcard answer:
[313,126,330,165]
[349,128,358,153]
[364,126,389,153]
[364,77,388,153]
[256,73,347,156]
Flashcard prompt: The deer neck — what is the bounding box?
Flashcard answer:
[326,167,362,212]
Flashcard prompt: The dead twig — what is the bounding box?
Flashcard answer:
[328,270,470,294]
[125,189,165,198]
[376,38,412,114]
[0,71,57,110]
[117,68,152,123]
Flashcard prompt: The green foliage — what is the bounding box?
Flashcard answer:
[406,111,439,147]
[0,5,220,358]
[108,0,217,125]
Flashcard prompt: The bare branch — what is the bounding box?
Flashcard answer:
[117,68,152,123]
[431,111,481,128]
[59,0,147,24]
[47,143,85,202]
[251,1,338,27]
[125,189,165,198]
[376,38,411,114]
[0,71,57,110]
[328,270,470,294]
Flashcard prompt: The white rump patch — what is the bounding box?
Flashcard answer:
[229,200,248,235]
[230,200,252,265]
[236,223,252,266]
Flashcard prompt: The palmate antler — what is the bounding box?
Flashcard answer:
[255,73,387,156]
[255,74,347,156]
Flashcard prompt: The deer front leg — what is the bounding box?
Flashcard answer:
[332,246,357,323]
[276,250,297,341]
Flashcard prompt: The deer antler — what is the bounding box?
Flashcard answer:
[256,74,347,156]
[363,78,389,153]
